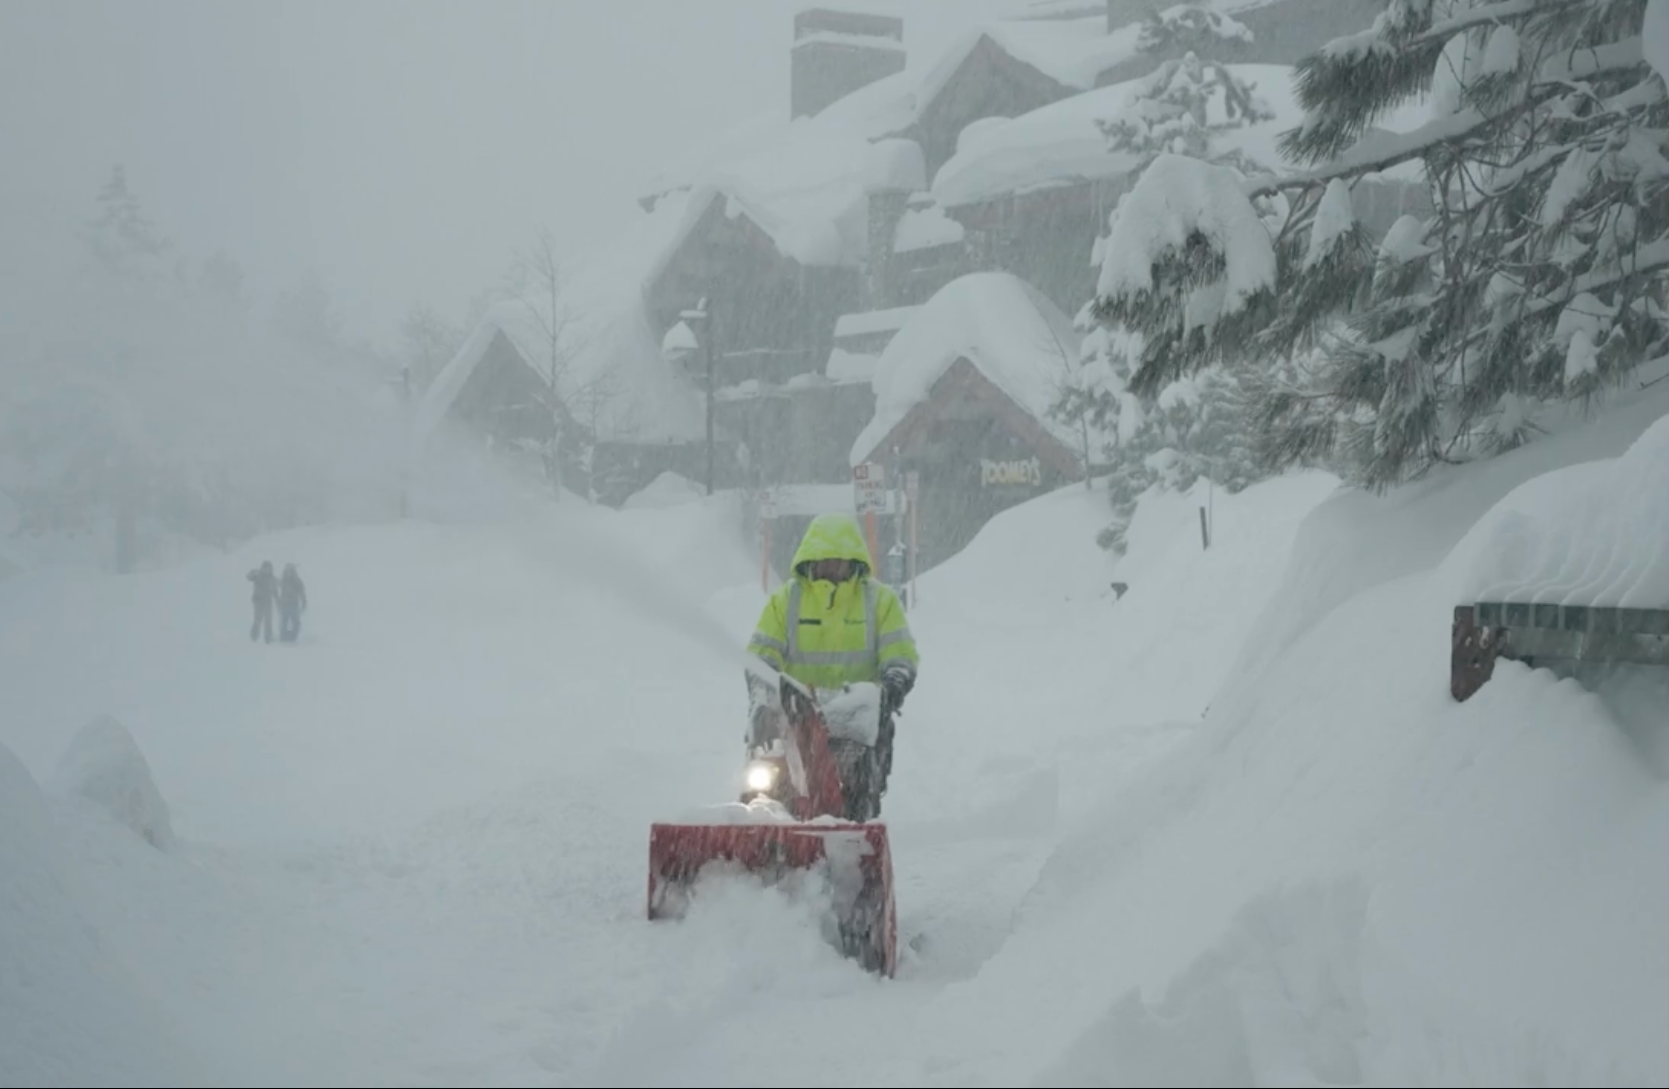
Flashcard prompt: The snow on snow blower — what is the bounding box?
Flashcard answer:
[646,667,898,977]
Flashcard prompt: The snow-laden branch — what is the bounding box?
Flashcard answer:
[1453,238,1669,357]
[1246,35,1647,198]
[1409,0,1591,49]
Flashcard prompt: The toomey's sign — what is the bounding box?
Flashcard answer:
[978,456,1043,487]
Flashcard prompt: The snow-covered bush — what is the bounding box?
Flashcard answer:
[1135,3,1254,61]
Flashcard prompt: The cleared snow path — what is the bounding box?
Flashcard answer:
[0,476,1326,1087]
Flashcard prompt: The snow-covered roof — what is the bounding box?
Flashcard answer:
[413,191,707,450]
[827,348,879,383]
[850,271,1085,466]
[915,17,1143,105]
[636,12,1152,209]
[636,73,925,267]
[1011,0,1107,20]
[934,60,1434,209]
[794,29,907,53]
[933,62,1295,208]
[834,305,919,339]
[895,203,965,251]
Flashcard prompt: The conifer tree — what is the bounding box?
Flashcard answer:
[1053,47,1283,549]
[1090,0,1669,491]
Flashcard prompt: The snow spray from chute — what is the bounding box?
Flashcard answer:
[501,502,781,688]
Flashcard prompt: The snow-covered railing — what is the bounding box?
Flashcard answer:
[1450,601,1669,702]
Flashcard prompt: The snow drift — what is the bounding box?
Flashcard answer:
[5,362,1669,1085]
[50,714,175,850]
[1455,412,1669,608]
[0,742,206,1086]
[913,387,1669,1083]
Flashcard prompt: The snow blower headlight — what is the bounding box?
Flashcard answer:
[745,761,778,792]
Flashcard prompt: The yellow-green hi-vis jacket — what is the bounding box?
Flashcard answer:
[747,513,919,691]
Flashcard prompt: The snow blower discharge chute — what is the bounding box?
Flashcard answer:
[646,668,898,977]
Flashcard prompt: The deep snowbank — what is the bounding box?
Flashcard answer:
[1222,370,1669,696]
[0,741,208,1086]
[50,714,176,850]
[904,470,1340,835]
[910,390,1669,1084]
[8,384,1667,1086]
[1454,412,1669,607]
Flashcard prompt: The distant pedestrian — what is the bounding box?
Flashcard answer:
[247,560,277,643]
[278,563,307,643]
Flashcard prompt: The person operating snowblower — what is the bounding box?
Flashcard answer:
[646,511,918,976]
[744,512,918,818]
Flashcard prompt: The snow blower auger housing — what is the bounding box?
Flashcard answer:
[646,669,898,977]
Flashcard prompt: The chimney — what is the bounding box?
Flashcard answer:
[792,8,907,120]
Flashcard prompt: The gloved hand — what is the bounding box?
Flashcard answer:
[879,665,913,714]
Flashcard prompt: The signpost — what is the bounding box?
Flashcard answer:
[759,491,776,591]
[905,470,919,606]
[854,461,887,514]
[854,462,886,569]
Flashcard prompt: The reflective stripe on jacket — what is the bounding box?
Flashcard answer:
[747,512,918,689]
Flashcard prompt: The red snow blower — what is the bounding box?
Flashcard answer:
[646,668,898,977]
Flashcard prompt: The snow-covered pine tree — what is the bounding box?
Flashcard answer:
[1054,49,1282,549]
[1092,0,1669,491]
[1135,3,1253,63]
[3,167,407,570]
[3,166,181,570]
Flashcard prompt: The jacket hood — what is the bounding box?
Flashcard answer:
[791,513,873,575]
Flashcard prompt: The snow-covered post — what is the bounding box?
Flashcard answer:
[398,363,411,519]
[905,469,919,606]
[759,488,775,592]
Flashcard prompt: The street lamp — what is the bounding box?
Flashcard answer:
[660,296,715,495]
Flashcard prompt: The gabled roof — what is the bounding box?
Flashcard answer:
[933,59,1433,209]
[636,12,1155,209]
[934,60,1302,209]
[854,355,1087,478]
[413,191,708,451]
[850,271,1087,467]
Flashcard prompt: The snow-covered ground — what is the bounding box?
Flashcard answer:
[5,382,1669,1086]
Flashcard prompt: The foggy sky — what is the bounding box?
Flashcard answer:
[0,0,1023,348]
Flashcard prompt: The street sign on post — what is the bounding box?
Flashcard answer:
[854,462,887,514]
[759,491,776,591]
[905,470,919,605]
[854,462,886,569]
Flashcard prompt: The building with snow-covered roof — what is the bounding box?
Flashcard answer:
[412,191,714,504]
[933,57,1431,314]
[849,271,1093,568]
[433,1,1436,560]
[792,8,906,119]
